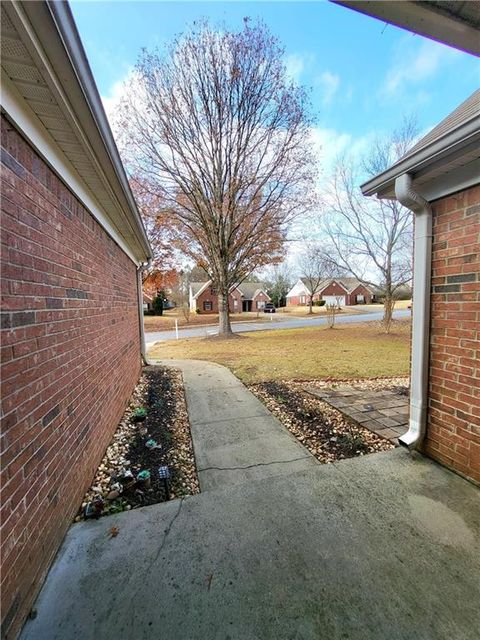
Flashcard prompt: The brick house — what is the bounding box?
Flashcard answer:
[362,91,480,484]
[286,277,373,306]
[0,2,151,638]
[189,280,270,314]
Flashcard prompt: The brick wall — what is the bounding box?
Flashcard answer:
[425,183,480,484]
[348,285,372,305]
[0,116,142,638]
[253,291,269,309]
[194,286,242,314]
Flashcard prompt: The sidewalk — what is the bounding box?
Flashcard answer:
[153,359,317,490]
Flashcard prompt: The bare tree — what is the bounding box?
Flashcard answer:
[117,19,317,335]
[297,243,339,314]
[323,118,418,332]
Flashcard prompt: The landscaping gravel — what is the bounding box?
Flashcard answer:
[77,366,199,520]
[249,379,399,464]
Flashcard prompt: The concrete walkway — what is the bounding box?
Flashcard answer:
[155,359,317,490]
[20,362,480,640]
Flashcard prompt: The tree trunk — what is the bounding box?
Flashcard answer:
[383,292,395,334]
[218,289,232,335]
[308,296,313,314]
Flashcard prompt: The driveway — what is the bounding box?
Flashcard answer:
[146,308,411,345]
[21,361,480,640]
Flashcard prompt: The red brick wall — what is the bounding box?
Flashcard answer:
[253,291,269,309]
[348,285,372,305]
[194,286,242,314]
[0,116,142,638]
[319,282,348,298]
[425,183,480,484]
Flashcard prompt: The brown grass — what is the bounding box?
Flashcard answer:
[144,310,267,331]
[148,319,411,383]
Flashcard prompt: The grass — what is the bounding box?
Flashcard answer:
[148,320,411,383]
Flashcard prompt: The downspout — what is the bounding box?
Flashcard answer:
[137,259,152,364]
[395,174,432,449]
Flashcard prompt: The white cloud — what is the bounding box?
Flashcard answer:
[315,71,340,106]
[382,38,460,98]
[101,70,134,130]
[285,53,306,81]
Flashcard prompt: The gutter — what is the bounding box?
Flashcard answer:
[137,259,152,364]
[395,174,433,449]
[44,0,152,260]
[361,116,480,198]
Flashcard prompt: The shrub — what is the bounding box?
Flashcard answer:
[313,300,326,307]
[152,296,164,316]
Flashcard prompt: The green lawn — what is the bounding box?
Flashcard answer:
[148,320,411,383]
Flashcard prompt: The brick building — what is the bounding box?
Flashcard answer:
[189,281,270,314]
[286,277,373,307]
[362,90,480,484]
[0,2,151,637]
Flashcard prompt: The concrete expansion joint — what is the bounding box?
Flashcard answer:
[198,455,311,473]
[191,413,271,426]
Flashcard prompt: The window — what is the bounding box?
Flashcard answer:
[203,300,212,311]
[234,298,238,308]
[210,287,217,295]
[256,300,265,309]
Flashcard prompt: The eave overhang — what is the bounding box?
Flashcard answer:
[331,1,480,57]
[361,117,480,200]
[1,0,151,264]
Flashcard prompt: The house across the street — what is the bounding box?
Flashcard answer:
[189,280,271,314]
[0,2,151,637]
[286,277,374,306]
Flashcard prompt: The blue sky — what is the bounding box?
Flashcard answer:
[71,0,479,172]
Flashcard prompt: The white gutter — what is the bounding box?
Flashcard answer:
[137,260,152,363]
[395,174,432,449]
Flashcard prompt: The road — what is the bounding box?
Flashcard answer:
[146,308,411,345]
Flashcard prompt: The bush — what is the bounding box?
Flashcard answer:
[152,296,164,316]
[313,300,326,307]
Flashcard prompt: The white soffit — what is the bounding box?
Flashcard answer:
[0,2,150,264]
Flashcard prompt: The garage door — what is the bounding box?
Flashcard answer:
[322,295,346,307]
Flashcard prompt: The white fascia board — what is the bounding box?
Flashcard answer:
[318,280,348,294]
[1,72,140,265]
[332,1,480,57]
[192,281,212,300]
[362,122,480,198]
[6,0,151,261]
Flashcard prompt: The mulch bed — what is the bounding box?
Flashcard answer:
[77,366,199,521]
[249,380,396,464]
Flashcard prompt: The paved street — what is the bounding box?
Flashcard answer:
[146,308,411,345]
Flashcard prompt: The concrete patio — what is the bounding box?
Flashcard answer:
[21,450,480,639]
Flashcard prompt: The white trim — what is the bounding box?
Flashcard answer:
[191,281,212,301]
[319,279,348,295]
[334,1,480,57]
[1,73,140,265]
[415,160,480,202]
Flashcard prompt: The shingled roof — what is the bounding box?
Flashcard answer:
[403,89,480,159]
[361,89,480,198]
